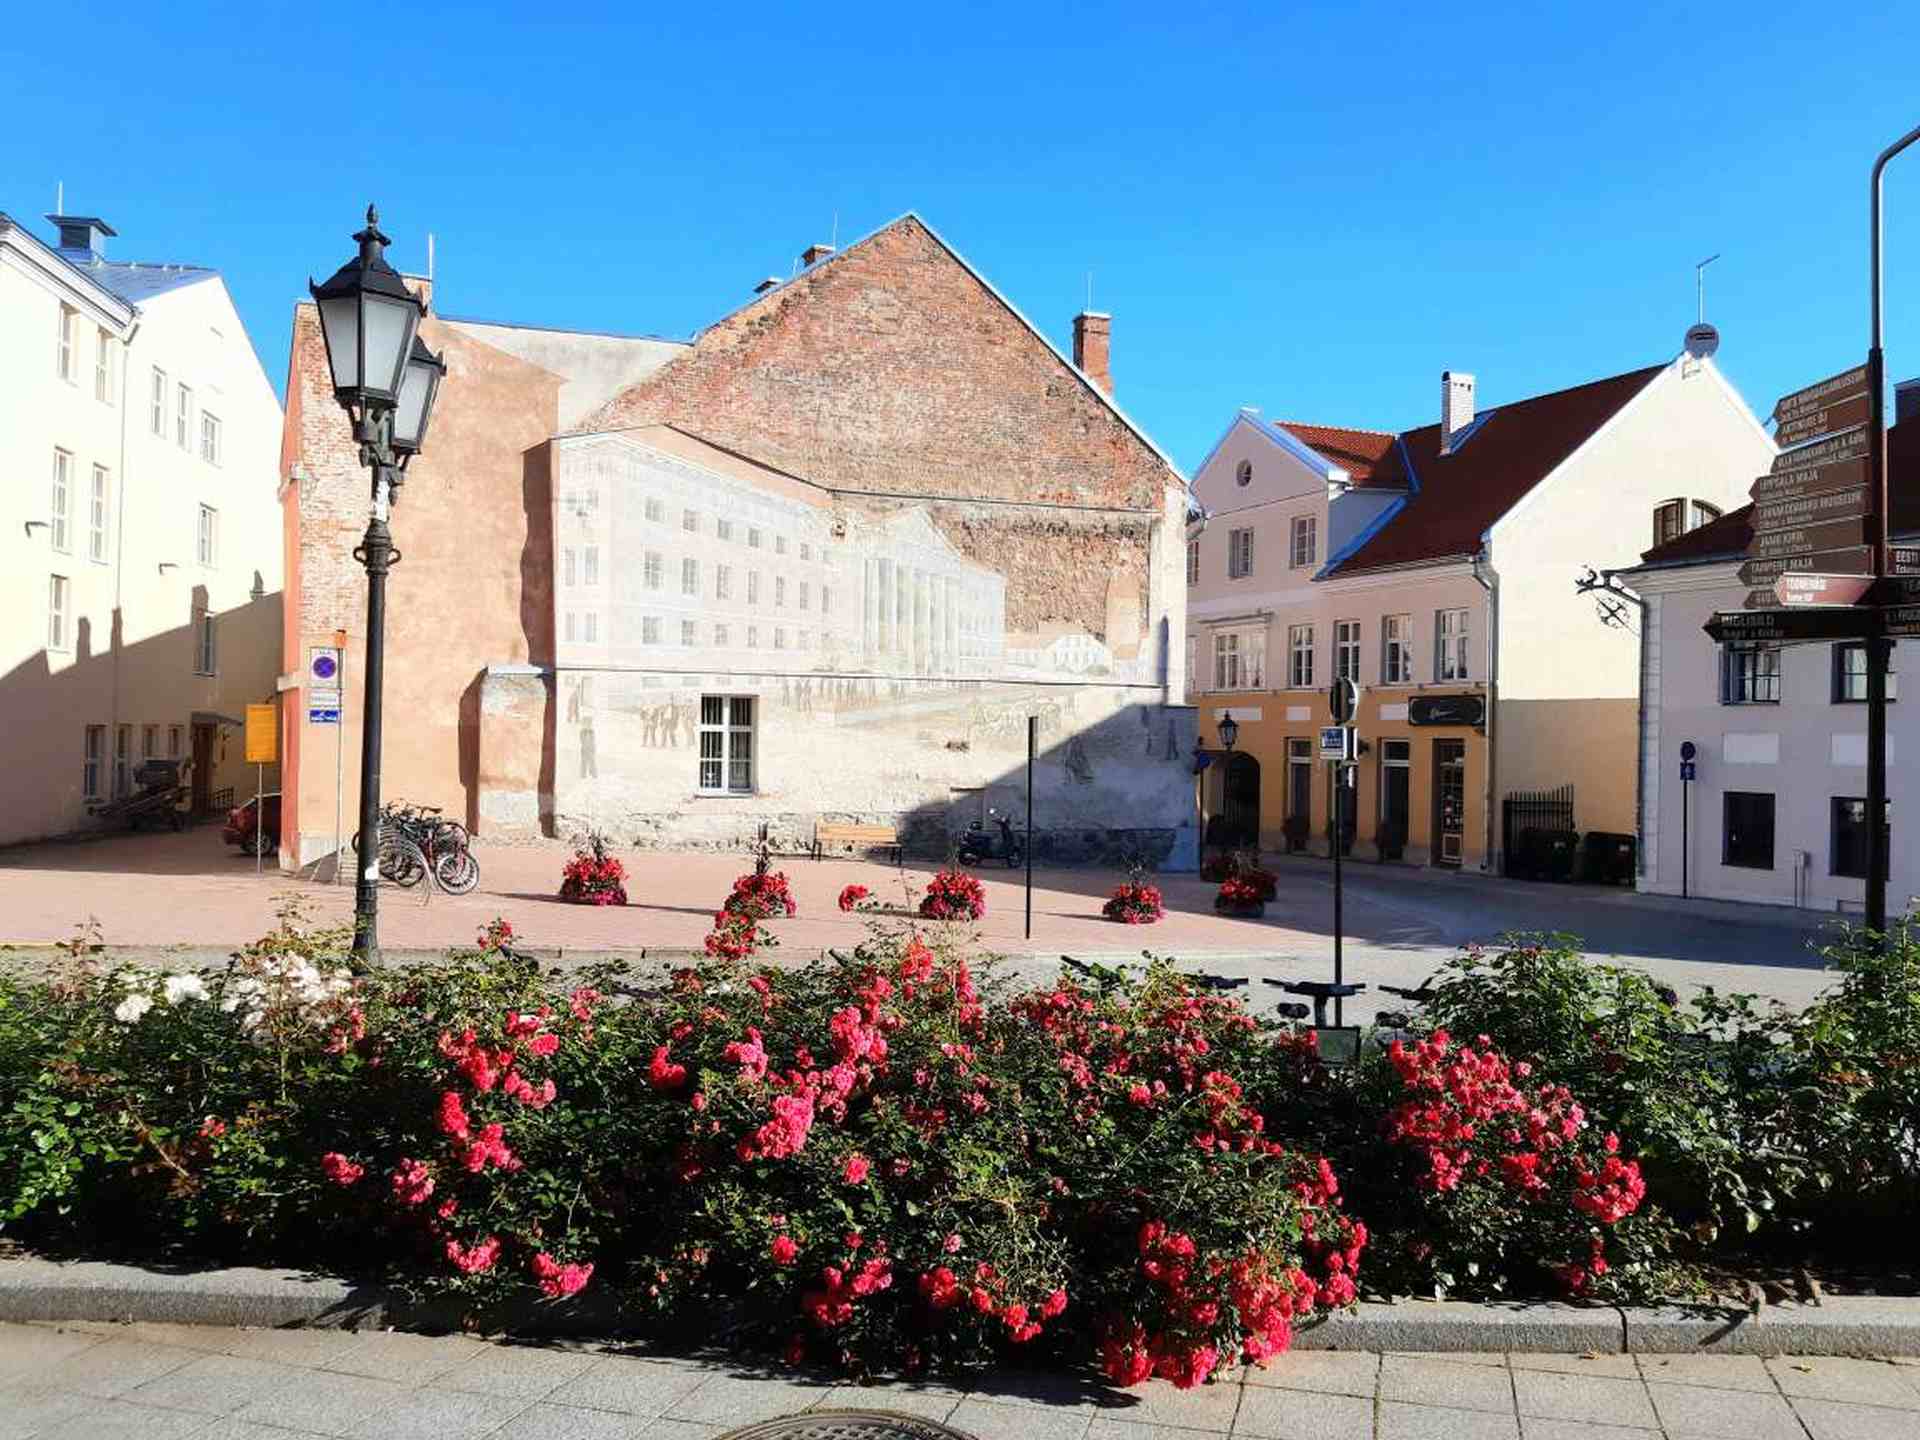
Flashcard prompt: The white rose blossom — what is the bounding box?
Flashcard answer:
[163,974,208,1004]
[113,994,155,1025]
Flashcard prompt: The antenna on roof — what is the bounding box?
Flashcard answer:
[1695,253,1720,323]
[1684,254,1723,360]
[830,211,839,250]
[428,232,436,283]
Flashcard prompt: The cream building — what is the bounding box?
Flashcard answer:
[0,211,283,845]
[1187,351,1773,872]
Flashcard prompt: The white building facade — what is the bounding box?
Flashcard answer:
[0,212,284,844]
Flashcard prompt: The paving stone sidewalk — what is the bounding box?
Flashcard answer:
[5,1321,1919,1440]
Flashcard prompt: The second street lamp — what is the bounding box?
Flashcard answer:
[309,205,443,965]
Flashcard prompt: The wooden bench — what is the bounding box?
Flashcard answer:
[813,820,903,864]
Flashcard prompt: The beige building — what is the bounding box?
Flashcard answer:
[0,211,283,844]
[1187,352,1773,872]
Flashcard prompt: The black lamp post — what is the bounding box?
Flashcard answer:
[309,206,444,965]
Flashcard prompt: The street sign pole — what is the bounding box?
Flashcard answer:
[1866,121,1920,935]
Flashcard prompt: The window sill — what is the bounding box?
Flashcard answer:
[1722,860,1775,871]
[694,789,758,799]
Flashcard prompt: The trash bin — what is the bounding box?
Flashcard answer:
[1581,831,1636,885]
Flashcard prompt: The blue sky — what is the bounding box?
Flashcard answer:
[6,2,1920,473]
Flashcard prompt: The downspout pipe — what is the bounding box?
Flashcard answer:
[110,312,143,795]
[1471,541,1498,873]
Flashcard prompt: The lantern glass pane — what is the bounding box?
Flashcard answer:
[393,355,432,449]
[317,296,360,391]
[361,291,418,401]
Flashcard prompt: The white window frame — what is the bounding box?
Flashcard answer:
[748,571,762,605]
[644,551,663,590]
[682,557,699,597]
[682,507,699,534]
[583,546,599,585]
[89,465,110,562]
[748,526,763,550]
[176,384,193,449]
[150,368,168,435]
[716,563,732,601]
[562,548,577,587]
[57,305,77,382]
[715,622,730,647]
[1335,619,1360,683]
[1227,527,1254,580]
[50,449,73,553]
[197,504,218,567]
[83,725,105,800]
[584,611,598,644]
[1289,623,1314,689]
[1436,608,1470,682]
[94,326,113,404]
[775,576,787,607]
[48,574,71,651]
[1186,539,1200,585]
[681,618,697,646]
[644,496,665,524]
[1383,614,1413,684]
[697,695,755,794]
[1290,515,1318,569]
[199,411,222,466]
[641,616,662,645]
[799,581,810,611]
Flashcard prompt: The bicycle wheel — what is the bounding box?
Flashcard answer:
[435,850,480,895]
[382,836,426,888]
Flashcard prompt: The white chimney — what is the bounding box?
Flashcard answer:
[1441,370,1476,454]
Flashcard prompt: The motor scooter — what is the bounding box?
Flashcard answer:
[957,807,1025,868]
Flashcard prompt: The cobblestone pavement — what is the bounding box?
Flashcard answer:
[0,828,1842,1008]
[5,1321,1919,1439]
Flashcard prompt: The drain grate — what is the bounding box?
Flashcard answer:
[716,1410,977,1440]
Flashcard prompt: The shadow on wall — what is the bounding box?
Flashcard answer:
[0,590,285,845]
[524,441,556,838]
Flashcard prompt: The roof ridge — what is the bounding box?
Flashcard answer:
[1276,420,1397,437]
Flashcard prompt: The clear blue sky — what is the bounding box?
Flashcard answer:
[6,2,1920,473]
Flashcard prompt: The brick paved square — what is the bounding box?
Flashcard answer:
[323,1330,488,1384]
[1512,1369,1658,1429]
[228,1368,407,1436]
[33,1398,217,1439]
[1242,1349,1380,1396]
[542,1354,709,1417]
[343,1385,533,1439]
[1765,1355,1920,1407]
[1637,1353,1777,1391]
[1094,1375,1243,1431]
[1233,1385,1373,1439]
[948,1397,1093,1439]
[1644,1380,1805,1440]
[1378,1400,1521,1439]
[663,1372,837,1426]
[1381,1354,1516,1413]
[124,1350,295,1414]
[435,1342,601,1399]
[32,1337,195,1399]
[1508,1352,1640,1381]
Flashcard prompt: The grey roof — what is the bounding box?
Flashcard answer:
[60,255,216,304]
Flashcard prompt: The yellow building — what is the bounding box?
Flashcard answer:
[1187,356,1775,872]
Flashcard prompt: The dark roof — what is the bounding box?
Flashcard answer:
[1636,413,1920,567]
[1282,364,1666,573]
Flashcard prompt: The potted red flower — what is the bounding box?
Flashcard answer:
[558,832,627,906]
[920,868,986,921]
[1214,875,1268,918]
[1102,863,1164,925]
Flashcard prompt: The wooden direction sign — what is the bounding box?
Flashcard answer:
[1897,548,1920,575]
[1751,517,1868,560]
[1704,608,1870,645]
[1738,546,1873,587]
[1753,486,1870,534]
[1750,454,1867,505]
[1776,392,1872,448]
[1772,364,1869,427]
[1872,575,1920,605]
[1775,572,1873,607]
[1744,587,1783,610]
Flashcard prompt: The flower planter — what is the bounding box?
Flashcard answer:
[1214,899,1267,919]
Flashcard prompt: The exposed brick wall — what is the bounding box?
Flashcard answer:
[578,217,1177,513]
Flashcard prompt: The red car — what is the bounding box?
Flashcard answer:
[223,793,281,856]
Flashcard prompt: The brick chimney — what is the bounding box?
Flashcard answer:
[800,243,835,268]
[1073,311,1112,395]
[47,214,115,261]
[1440,370,1476,454]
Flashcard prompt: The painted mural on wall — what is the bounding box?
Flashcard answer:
[551,430,1156,694]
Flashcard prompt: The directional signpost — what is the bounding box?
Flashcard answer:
[1771,364,1870,447]
[1775,573,1874,608]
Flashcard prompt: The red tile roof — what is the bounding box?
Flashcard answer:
[1636,413,1920,567]
[1282,365,1666,574]
[1276,423,1398,485]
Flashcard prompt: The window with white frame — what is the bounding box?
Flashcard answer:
[714,622,730,647]
[57,305,77,381]
[1721,644,1780,704]
[197,505,218,566]
[114,725,131,797]
[748,526,763,549]
[1289,623,1314,688]
[641,616,661,645]
[717,518,733,543]
[716,564,732,601]
[50,449,73,552]
[1186,539,1199,585]
[48,575,70,650]
[1227,526,1254,579]
[683,508,699,533]
[821,586,832,616]
[176,384,193,449]
[95,327,113,403]
[1382,613,1412,684]
[562,548,577,587]
[748,570,761,605]
[746,624,759,648]
[644,552,663,590]
[698,695,754,793]
[644,496,665,523]
[775,535,788,556]
[1210,627,1266,690]
[89,466,109,562]
[150,368,168,434]
[681,619,697,646]
[1435,608,1469,681]
[1335,619,1360,683]
[799,581,810,611]
[199,412,222,466]
[584,612,598,643]
[83,726,104,800]
[775,576,787,607]
[682,557,699,597]
[1291,516,1318,569]
[194,607,216,675]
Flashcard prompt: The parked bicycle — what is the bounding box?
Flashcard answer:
[352,800,479,895]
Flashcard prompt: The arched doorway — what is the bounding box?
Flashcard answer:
[1223,752,1261,849]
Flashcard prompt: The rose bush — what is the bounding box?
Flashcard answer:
[919,869,986,922]
[1102,881,1164,925]
[558,833,628,906]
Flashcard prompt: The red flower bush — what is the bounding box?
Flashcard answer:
[558,832,627,906]
[1214,877,1267,912]
[838,884,872,912]
[920,868,986,922]
[1102,881,1164,925]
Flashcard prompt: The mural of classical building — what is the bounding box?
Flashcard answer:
[278,214,1198,867]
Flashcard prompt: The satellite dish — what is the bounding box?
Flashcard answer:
[1684,322,1720,360]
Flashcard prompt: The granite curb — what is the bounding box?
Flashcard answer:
[4,1260,1916,1355]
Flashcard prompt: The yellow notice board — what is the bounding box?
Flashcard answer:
[245,704,278,765]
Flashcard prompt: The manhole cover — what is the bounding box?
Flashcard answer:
[718,1409,977,1440]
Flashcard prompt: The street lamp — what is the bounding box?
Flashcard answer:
[1217,711,1239,753]
[309,205,443,964]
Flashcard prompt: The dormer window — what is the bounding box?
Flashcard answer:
[1653,498,1723,547]
[1235,459,1253,488]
